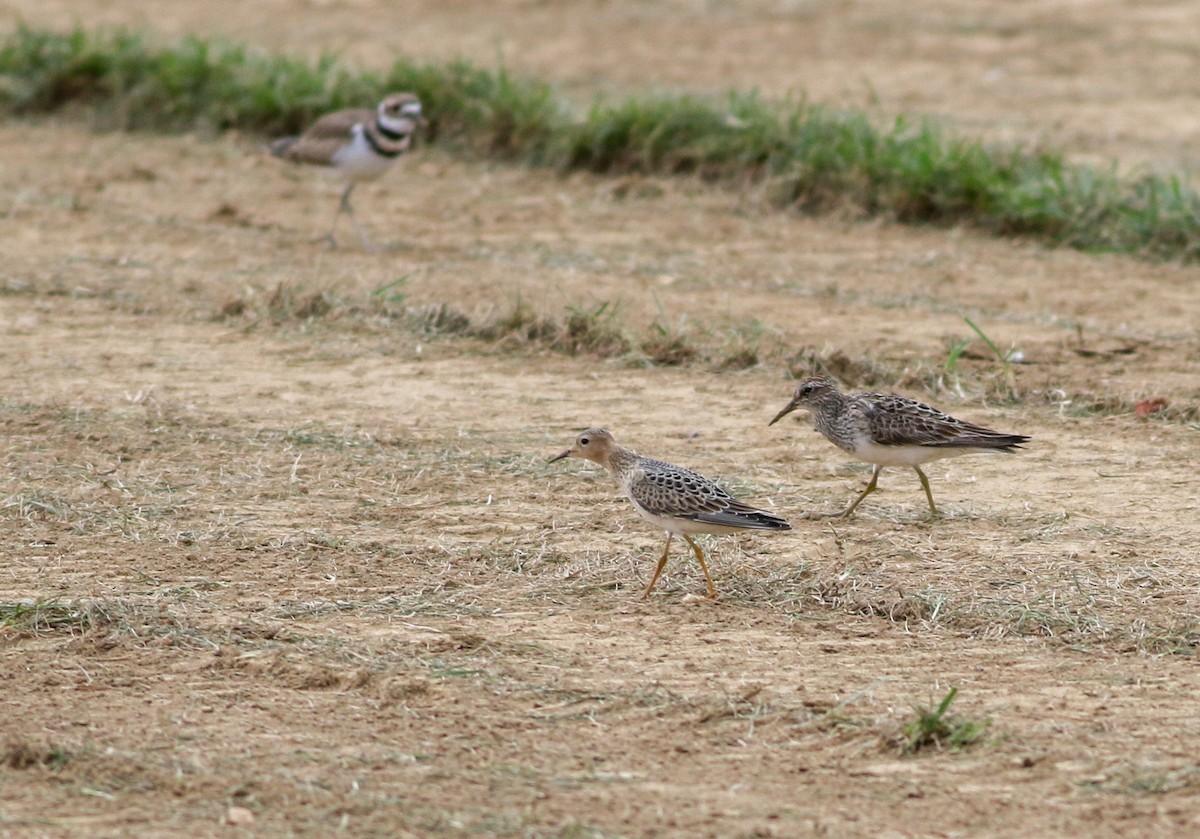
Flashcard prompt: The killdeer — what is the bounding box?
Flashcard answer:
[550,428,791,599]
[269,93,424,249]
[769,376,1029,518]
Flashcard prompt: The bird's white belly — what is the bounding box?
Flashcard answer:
[331,130,396,182]
[851,438,967,467]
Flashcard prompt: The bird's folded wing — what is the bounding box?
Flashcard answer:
[629,467,733,518]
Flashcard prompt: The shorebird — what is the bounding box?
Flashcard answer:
[269,93,424,249]
[550,428,791,599]
[769,376,1029,517]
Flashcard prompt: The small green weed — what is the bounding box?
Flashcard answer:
[899,686,990,755]
[943,335,971,378]
[370,275,411,308]
[963,317,1016,367]
[940,317,1019,396]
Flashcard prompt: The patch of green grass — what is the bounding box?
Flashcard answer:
[5,26,1200,260]
[465,297,629,359]
[462,295,889,375]
[216,282,342,324]
[797,557,1200,655]
[784,347,895,389]
[639,299,699,366]
[471,296,554,345]
[1078,764,1200,795]
[712,320,776,372]
[0,596,228,650]
[3,490,71,520]
[266,282,336,322]
[1038,389,1200,422]
[0,598,103,636]
[898,686,990,755]
[556,301,631,357]
[1117,617,1200,657]
[369,275,411,309]
[3,739,79,771]
[405,302,473,335]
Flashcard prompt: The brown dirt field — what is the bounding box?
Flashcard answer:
[2,3,1200,838]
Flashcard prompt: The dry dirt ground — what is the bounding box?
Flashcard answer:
[2,2,1200,838]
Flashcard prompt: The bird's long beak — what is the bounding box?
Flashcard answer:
[548,449,572,463]
[768,399,800,427]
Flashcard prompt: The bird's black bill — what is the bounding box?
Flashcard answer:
[768,401,798,426]
[548,449,571,463]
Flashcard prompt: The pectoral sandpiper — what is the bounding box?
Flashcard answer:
[550,428,791,599]
[769,376,1029,517]
[269,93,425,249]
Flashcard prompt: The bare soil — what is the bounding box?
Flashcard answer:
[1,2,1199,837]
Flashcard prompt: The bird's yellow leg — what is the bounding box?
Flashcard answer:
[682,535,718,600]
[914,466,939,517]
[842,465,881,517]
[642,533,673,599]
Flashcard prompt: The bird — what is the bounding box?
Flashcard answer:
[269,93,424,249]
[550,428,791,599]
[769,376,1029,517]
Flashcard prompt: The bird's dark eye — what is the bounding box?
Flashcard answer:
[801,383,815,395]
[580,437,590,446]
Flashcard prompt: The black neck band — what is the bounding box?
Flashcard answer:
[377,122,407,141]
[364,128,407,158]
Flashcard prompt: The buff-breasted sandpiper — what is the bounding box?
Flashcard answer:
[550,428,791,598]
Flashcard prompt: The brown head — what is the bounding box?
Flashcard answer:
[768,375,842,426]
[549,427,619,469]
[378,93,426,133]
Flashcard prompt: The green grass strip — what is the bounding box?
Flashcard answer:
[3,25,1200,260]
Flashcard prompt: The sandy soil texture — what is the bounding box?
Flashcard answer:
[1,2,1199,837]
